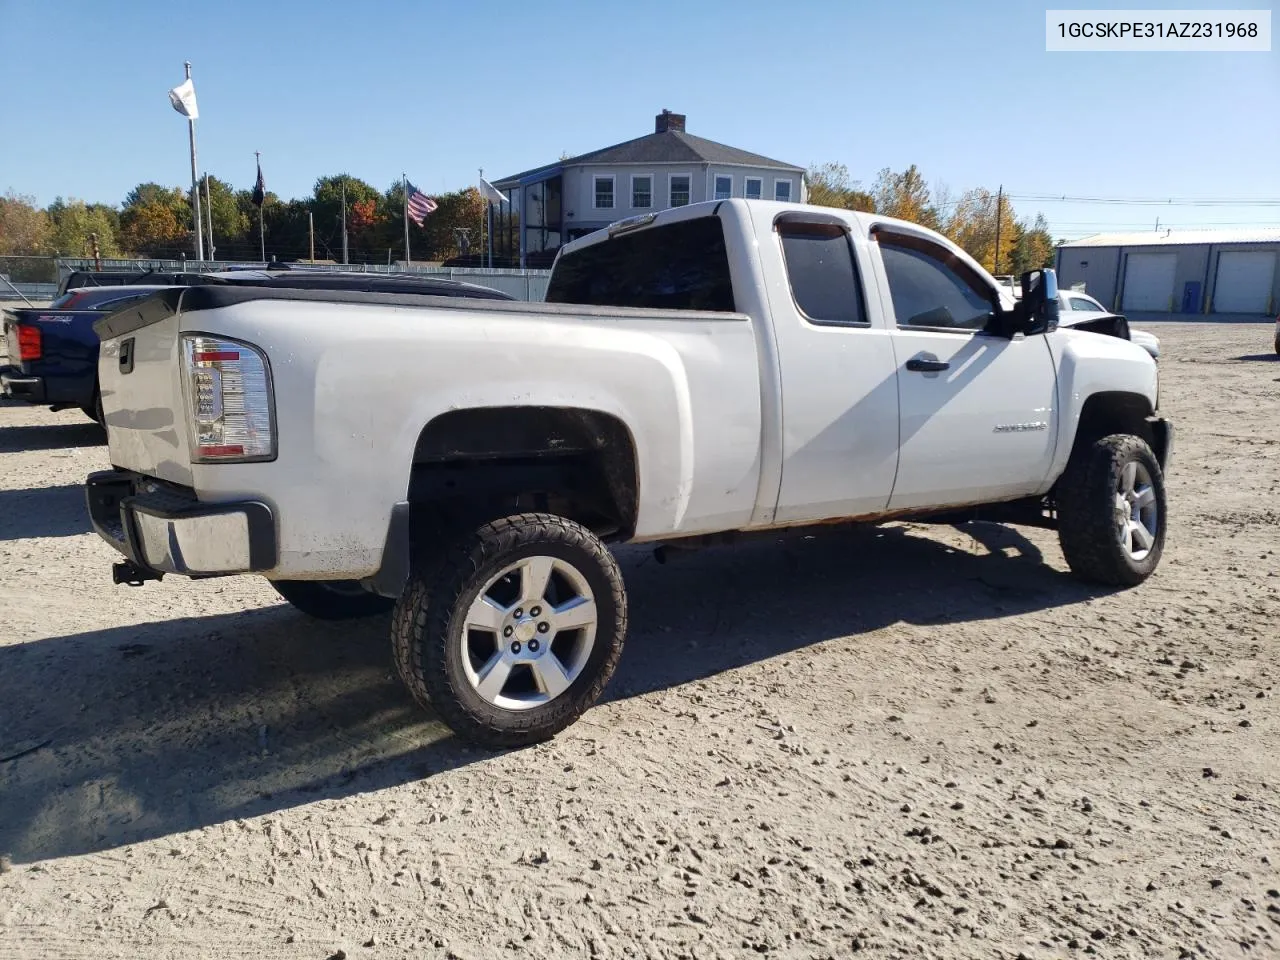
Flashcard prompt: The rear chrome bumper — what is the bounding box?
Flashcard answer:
[86,469,276,578]
[1,368,45,402]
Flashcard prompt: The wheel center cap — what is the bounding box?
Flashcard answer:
[514,619,538,643]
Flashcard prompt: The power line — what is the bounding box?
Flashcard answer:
[1008,193,1280,207]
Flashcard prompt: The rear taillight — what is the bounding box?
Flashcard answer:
[181,334,275,462]
[17,324,41,361]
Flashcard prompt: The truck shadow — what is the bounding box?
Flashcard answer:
[0,420,105,452]
[0,485,93,540]
[1233,353,1279,362]
[0,522,1109,864]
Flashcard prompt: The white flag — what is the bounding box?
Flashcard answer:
[478,177,507,205]
[168,78,199,119]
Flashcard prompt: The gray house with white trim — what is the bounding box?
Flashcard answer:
[492,110,806,266]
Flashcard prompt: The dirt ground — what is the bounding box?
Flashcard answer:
[0,323,1277,960]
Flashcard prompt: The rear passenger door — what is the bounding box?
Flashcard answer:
[765,215,901,524]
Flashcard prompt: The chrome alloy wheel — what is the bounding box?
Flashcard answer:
[459,555,597,710]
[1115,460,1159,561]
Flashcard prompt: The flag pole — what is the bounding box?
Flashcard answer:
[403,173,410,267]
[341,178,349,265]
[185,61,204,262]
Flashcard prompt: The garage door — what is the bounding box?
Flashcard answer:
[1213,251,1276,314]
[1121,253,1177,312]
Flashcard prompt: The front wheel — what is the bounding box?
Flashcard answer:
[1056,434,1167,586]
[391,513,627,748]
[271,579,395,620]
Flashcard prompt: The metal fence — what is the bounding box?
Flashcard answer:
[49,258,553,302]
[0,282,59,301]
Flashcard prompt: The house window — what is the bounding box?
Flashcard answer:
[714,175,732,201]
[775,180,792,202]
[744,177,763,200]
[594,176,615,209]
[632,175,652,209]
[670,174,691,207]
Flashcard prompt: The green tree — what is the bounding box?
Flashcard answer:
[1007,213,1056,274]
[305,175,381,262]
[200,175,249,255]
[47,198,121,257]
[806,163,875,212]
[119,183,188,256]
[872,165,938,228]
[0,191,53,255]
[259,197,313,262]
[423,188,485,262]
[942,188,1017,274]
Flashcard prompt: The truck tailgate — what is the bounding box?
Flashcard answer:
[95,290,195,486]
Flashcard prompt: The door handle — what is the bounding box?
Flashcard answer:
[906,355,949,373]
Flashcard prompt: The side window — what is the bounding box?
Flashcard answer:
[876,233,995,331]
[744,177,762,200]
[777,221,867,326]
[714,175,732,201]
[593,176,615,210]
[669,175,691,207]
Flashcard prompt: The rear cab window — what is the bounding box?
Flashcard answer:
[545,217,735,312]
[776,220,868,326]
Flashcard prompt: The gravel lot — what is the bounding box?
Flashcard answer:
[1,323,1277,960]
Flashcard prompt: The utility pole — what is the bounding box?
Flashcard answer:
[308,210,315,262]
[341,179,349,265]
[1154,217,1160,232]
[185,62,204,262]
[992,185,1003,275]
[90,232,102,272]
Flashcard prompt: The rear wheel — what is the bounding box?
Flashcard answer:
[272,579,394,620]
[1057,434,1167,586]
[80,389,104,427]
[391,513,627,748]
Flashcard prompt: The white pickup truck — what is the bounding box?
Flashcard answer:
[87,199,1172,746]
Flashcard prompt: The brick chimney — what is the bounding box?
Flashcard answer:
[655,109,686,134]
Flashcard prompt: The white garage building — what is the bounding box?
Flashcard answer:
[1055,229,1280,316]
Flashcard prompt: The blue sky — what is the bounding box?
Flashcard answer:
[1,0,1276,239]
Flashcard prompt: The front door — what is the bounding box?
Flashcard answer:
[871,230,1059,512]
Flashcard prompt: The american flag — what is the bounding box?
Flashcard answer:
[406,181,438,225]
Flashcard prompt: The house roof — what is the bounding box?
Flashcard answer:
[494,129,804,187]
[1060,228,1280,248]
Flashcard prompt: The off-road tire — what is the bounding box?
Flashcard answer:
[391,513,627,748]
[1057,434,1167,586]
[272,579,394,619]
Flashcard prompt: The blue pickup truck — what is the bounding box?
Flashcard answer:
[2,285,178,423]
[3,271,517,427]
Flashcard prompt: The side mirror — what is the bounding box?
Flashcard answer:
[1018,268,1060,335]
